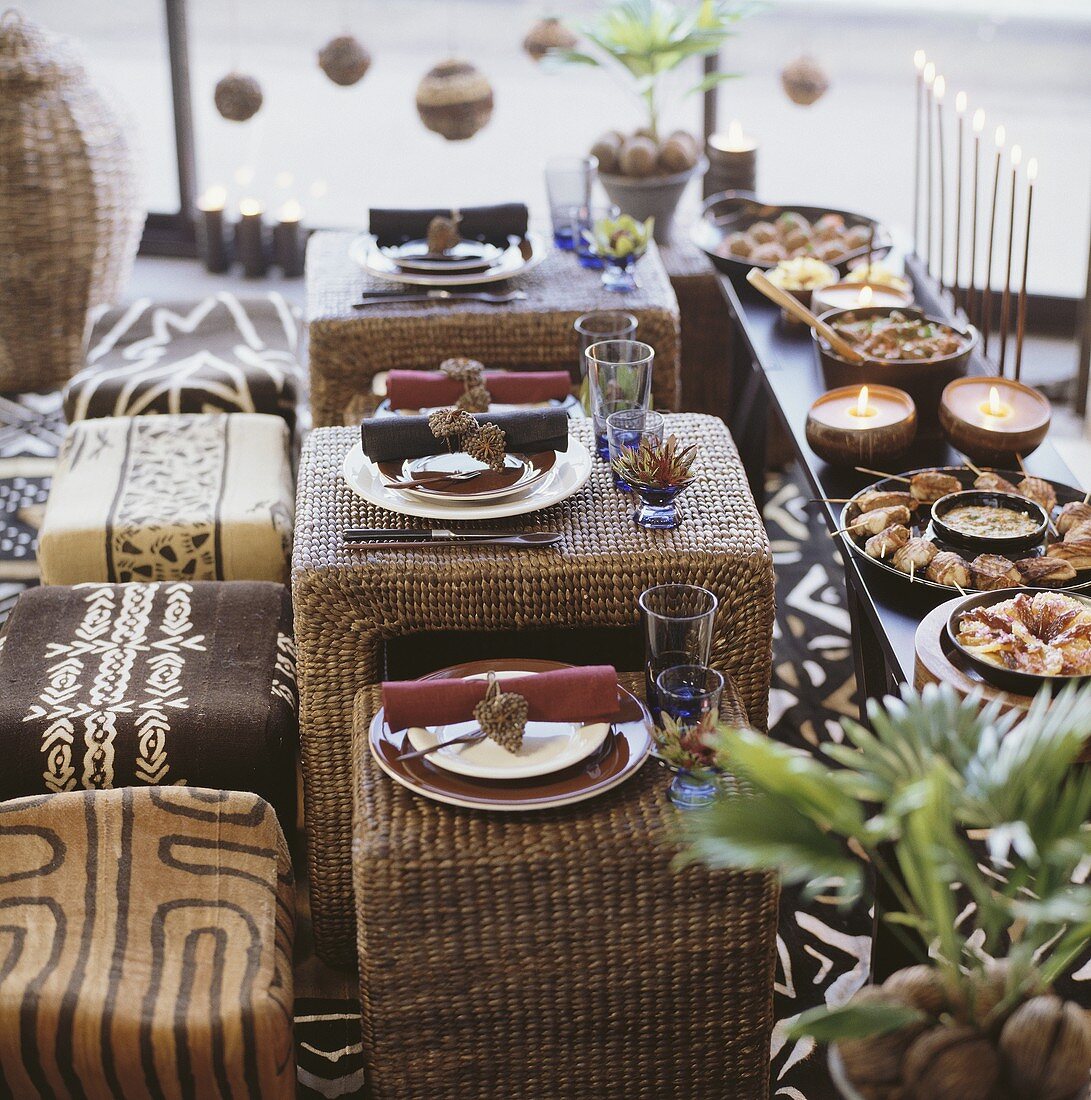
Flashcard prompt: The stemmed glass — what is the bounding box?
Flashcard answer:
[584,339,653,460]
[655,665,725,808]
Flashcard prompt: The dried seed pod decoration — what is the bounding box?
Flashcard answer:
[457,382,491,413]
[427,406,478,449]
[426,214,462,254]
[473,673,529,754]
[318,34,372,86]
[780,54,829,107]
[416,58,494,141]
[999,995,1091,1100]
[214,72,263,121]
[463,421,506,472]
[522,16,577,62]
[902,1024,1002,1100]
[440,357,485,385]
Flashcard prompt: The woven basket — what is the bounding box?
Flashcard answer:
[0,10,143,391]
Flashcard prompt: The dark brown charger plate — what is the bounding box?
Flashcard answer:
[840,466,1091,598]
[377,450,557,499]
[368,658,653,811]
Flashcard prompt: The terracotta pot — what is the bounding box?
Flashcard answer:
[599,158,707,245]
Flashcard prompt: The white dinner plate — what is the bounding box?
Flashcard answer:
[342,436,592,522]
[405,672,611,780]
[349,231,547,287]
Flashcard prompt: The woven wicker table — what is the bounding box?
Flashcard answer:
[293,414,774,963]
[305,230,682,426]
[350,671,777,1100]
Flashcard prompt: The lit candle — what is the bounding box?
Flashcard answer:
[981,125,1005,356]
[953,92,967,312]
[196,184,229,274]
[706,119,758,195]
[235,197,267,278]
[998,145,1021,377]
[923,62,936,274]
[806,384,918,466]
[934,76,947,294]
[938,376,1051,464]
[1015,157,1037,381]
[913,51,926,249]
[811,280,912,316]
[967,109,985,327]
[273,198,305,277]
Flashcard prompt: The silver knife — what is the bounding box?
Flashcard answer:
[354,289,526,308]
[343,530,562,548]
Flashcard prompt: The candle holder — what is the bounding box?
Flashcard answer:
[938,376,1051,465]
[805,384,918,467]
[705,121,757,197]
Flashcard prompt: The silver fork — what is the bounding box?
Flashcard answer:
[397,728,487,761]
[355,289,527,308]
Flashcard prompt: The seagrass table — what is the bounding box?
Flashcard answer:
[350,671,778,1100]
[292,413,774,963]
[305,230,682,426]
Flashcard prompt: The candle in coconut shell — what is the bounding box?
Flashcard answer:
[805,384,918,466]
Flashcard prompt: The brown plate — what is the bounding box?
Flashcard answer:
[378,450,557,501]
[369,658,653,812]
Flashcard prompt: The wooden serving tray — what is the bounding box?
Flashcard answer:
[913,598,1091,762]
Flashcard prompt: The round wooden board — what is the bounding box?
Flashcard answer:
[914,598,1091,762]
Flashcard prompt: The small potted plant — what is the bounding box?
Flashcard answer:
[687,683,1091,1100]
[612,433,698,528]
[588,213,654,291]
[553,0,751,244]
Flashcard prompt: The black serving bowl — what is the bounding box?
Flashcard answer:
[931,490,1049,556]
[946,588,1091,695]
[812,306,977,438]
[694,192,892,278]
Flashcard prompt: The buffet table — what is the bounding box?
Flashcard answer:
[292,414,774,963]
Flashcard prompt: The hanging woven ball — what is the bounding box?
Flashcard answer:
[780,54,829,107]
[318,34,371,86]
[522,17,576,62]
[214,72,263,121]
[415,59,494,141]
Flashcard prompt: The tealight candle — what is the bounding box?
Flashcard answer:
[938,376,1051,464]
[805,384,918,466]
[705,119,757,195]
[811,281,913,316]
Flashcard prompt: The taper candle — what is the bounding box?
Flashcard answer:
[196,185,229,274]
[913,50,926,251]
[967,109,985,327]
[934,76,947,294]
[923,62,936,275]
[235,197,268,278]
[953,92,967,312]
[982,125,1005,356]
[1015,158,1037,381]
[273,199,305,277]
[998,145,1022,376]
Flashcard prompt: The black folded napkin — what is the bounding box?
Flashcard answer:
[369,204,530,247]
[361,408,570,464]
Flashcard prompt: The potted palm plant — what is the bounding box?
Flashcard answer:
[553,0,751,243]
[687,683,1091,1100]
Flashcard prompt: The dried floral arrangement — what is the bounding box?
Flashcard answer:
[427,407,506,471]
[441,356,492,412]
[611,434,697,489]
[653,709,718,773]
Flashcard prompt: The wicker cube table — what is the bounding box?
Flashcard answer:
[350,671,777,1100]
[305,230,682,426]
[293,414,773,963]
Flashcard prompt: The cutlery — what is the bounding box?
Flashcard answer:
[354,289,527,308]
[397,728,487,761]
[343,531,563,549]
[380,469,485,490]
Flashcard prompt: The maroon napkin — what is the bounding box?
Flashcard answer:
[382,666,619,731]
[386,370,572,410]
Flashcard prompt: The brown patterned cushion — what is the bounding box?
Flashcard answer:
[0,581,297,825]
[0,786,295,1097]
[65,293,303,428]
[38,413,294,585]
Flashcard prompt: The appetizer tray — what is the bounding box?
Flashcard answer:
[839,466,1091,597]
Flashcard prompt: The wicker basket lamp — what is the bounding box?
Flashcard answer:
[351,672,778,1100]
[0,11,143,391]
[292,415,775,963]
[305,230,682,426]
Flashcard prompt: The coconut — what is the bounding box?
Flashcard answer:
[522,17,577,61]
[213,72,263,122]
[999,995,1091,1100]
[902,1024,1002,1100]
[318,34,371,86]
[590,132,623,175]
[415,59,494,141]
[882,966,950,1019]
[658,134,698,173]
[838,987,928,1098]
[618,135,659,178]
[781,54,829,106]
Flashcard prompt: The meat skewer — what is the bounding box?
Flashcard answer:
[853,490,916,513]
[891,537,937,576]
[864,524,911,560]
[1016,475,1057,517]
[1057,501,1091,536]
[971,554,1023,591]
[1016,557,1077,587]
[1047,539,1091,571]
[845,505,914,537]
[909,471,962,504]
[974,471,1019,495]
[925,550,972,589]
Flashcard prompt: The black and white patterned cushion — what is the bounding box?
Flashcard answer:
[64,293,303,428]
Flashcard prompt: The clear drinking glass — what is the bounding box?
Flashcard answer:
[655,665,725,809]
[574,311,638,380]
[607,408,664,492]
[545,155,597,250]
[584,339,654,460]
[639,584,718,710]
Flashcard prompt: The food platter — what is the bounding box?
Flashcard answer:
[693,192,892,277]
[839,466,1091,597]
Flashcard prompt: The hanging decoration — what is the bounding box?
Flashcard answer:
[415,59,494,141]
[780,54,829,107]
[214,72,263,122]
[522,17,577,62]
[318,34,372,86]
